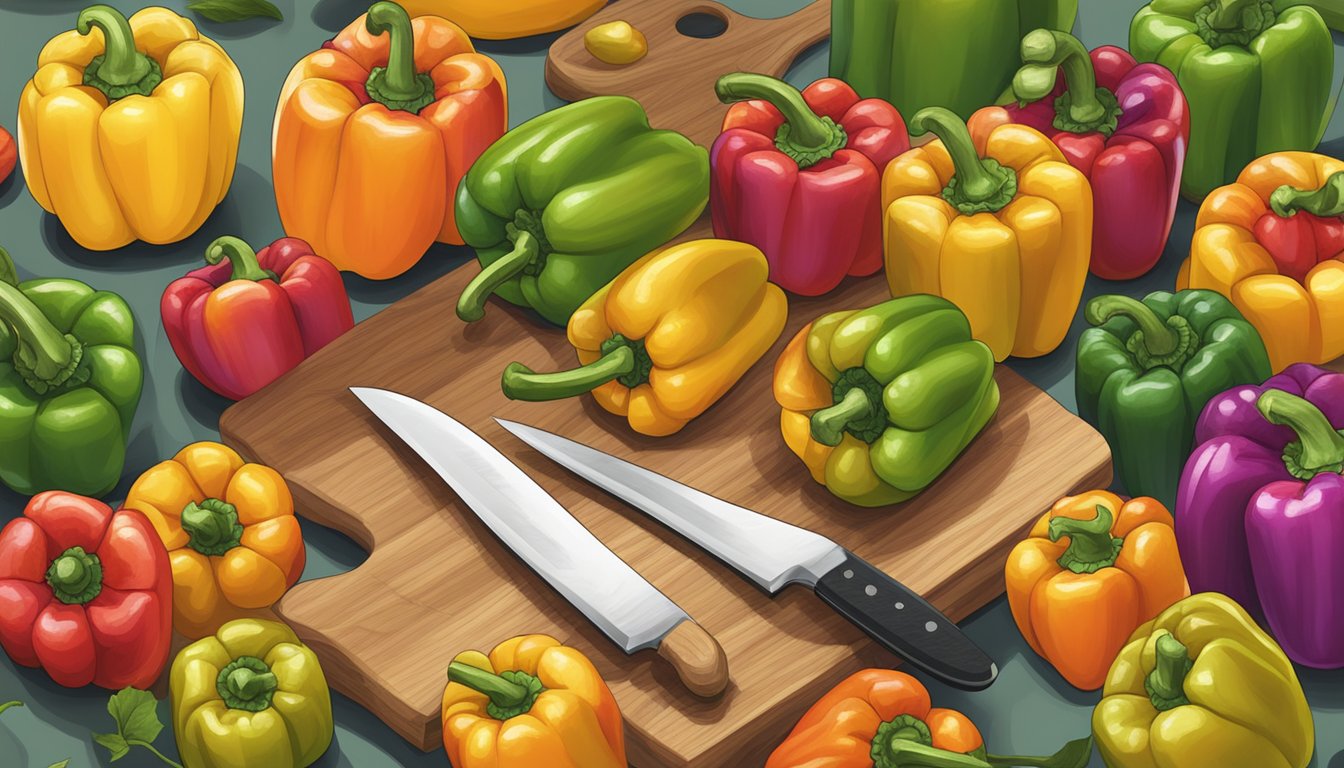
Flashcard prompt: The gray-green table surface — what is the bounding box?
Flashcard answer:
[2,1,1343,766]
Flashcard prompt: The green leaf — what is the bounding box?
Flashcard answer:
[47,760,70,768]
[186,0,283,22]
[93,732,130,762]
[0,247,18,286]
[106,687,162,744]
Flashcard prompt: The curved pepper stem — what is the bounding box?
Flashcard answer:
[181,498,245,557]
[45,546,104,605]
[0,276,86,395]
[873,737,1094,768]
[0,701,22,716]
[812,388,873,447]
[77,5,162,99]
[1270,170,1344,219]
[715,72,847,168]
[1014,30,1120,136]
[501,334,651,400]
[1049,505,1123,574]
[206,236,278,283]
[908,107,1018,215]
[447,661,545,721]
[457,232,542,323]
[217,656,279,712]
[1085,295,1199,371]
[364,1,434,113]
[1257,389,1344,479]
[1145,633,1193,711]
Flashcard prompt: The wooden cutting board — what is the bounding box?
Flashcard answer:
[219,265,1111,766]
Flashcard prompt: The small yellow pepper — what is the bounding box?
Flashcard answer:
[585,21,648,65]
[18,5,243,251]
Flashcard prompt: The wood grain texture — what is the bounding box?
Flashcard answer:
[546,0,831,150]
[219,263,1112,766]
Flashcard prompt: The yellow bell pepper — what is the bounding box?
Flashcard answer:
[442,634,626,768]
[1093,592,1313,768]
[171,618,333,768]
[17,5,243,252]
[501,239,788,436]
[881,107,1091,361]
[391,0,606,39]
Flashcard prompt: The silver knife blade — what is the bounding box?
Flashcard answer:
[495,418,847,592]
[351,388,690,653]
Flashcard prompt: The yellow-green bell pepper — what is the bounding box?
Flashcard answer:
[170,618,333,768]
[1093,592,1313,768]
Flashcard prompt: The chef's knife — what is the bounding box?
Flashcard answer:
[496,418,998,690]
[350,388,729,697]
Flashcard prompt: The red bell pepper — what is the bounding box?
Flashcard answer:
[969,31,1189,281]
[162,235,355,400]
[0,492,172,690]
[0,125,14,185]
[710,73,909,296]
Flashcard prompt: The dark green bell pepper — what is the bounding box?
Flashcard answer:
[830,0,1078,120]
[1075,290,1272,508]
[1130,0,1344,200]
[0,247,142,497]
[455,96,709,326]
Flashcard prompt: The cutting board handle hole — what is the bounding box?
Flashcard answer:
[676,11,728,39]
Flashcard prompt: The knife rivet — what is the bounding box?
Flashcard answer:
[843,569,854,579]
[864,585,876,597]
[895,602,905,610]
[925,621,937,632]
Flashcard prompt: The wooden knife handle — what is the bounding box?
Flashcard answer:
[658,620,729,697]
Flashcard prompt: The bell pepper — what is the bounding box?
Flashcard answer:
[455,95,709,326]
[767,668,1092,768]
[1176,364,1344,667]
[1075,290,1272,508]
[774,295,999,508]
[442,634,625,767]
[0,125,14,184]
[1005,491,1189,691]
[709,73,909,296]
[274,2,507,280]
[390,0,605,40]
[161,236,355,401]
[123,442,307,639]
[969,32,1189,280]
[500,239,786,436]
[0,492,171,690]
[1177,151,1344,371]
[0,246,143,498]
[17,5,243,251]
[882,108,1091,361]
[1093,592,1314,768]
[171,618,333,768]
[1130,0,1344,201]
[830,0,1078,121]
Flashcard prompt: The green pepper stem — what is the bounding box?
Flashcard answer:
[364,2,433,112]
[1084,295,1201,373]
[811,387,873,447]
[206,236,277,283]
[1270,170,1344,219]
[77,5,151,86]
[446,661,544,720]
[45,546,104,605]
[875,741,992,768]
[501,345,636,401]
[1257,389,1344,479]
[1207,0,1262,29]
[1145,633,1193,711]
[1050,505,1123,574]
[715,72,846,167]
[908,107,1018,215]
[1018,30,1105,125]
[181,499,245,557]
[0,279,82,387]
[457,232,541,323]
[0,701,21,716]
[217,656,279,712]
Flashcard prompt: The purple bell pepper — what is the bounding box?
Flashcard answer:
[1176,363,1344,668]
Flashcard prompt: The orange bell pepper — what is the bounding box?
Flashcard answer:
[1178,151,1344,371]
[273,2,507,280]
[1005,491,1189,691]
[123,442,307,639]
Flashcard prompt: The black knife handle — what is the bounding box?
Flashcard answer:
[815,550,997,690]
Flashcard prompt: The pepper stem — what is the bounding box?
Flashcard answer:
[0,278,86,394]
[1257,389,1344,479]
[715,72,847,168]
[1207,0,1262,29]
[1085,295,1200,371]
[1050,505,1123,574]
[457,232,541,322]
[364,1,434,113]
[909,107,1018,215]
[77,5,162,99]
[1014,30,1120,136]
[217,656,279,712]
[1270,171,1344,219]
[1145,633,1193,711]
[501,334,652,400]
[206,236,277,283]
[0,702,22,716]
[181,499,245,557]
[45,547,103,605]
[446,661,545,721]
[811,388,873,447]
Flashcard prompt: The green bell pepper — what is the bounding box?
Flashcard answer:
[455,95,709,326]
[777,295,1001,507]
[0,246,142,497]
[1075,290,1272,508]
[829,0,1078,120]
[1130,0,1344,201]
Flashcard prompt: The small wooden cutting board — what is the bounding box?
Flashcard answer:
[219,263,1111,766]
